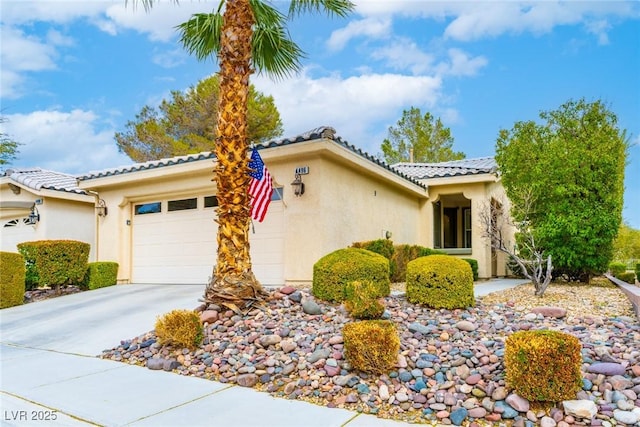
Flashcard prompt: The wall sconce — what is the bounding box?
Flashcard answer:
[27,205,40,225]
[291,173,305,197]
[96,198,108,217]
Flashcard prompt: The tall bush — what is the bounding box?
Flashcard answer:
[351,239,396,279]
[391,244,444,283]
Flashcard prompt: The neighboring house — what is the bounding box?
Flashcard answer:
[0,168,97,258]
[77,127,514,286]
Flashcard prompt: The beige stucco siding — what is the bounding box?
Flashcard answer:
[0,185,95,258]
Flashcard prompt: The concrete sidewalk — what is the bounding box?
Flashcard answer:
[0,280,526,427]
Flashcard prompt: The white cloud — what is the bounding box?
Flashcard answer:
[326,17,392,51]
[353,1,638,43]
[152,48,187,69]
[370,37,435,75]
[0,26,60,99]
[252,70,443,153]
[437,49,488,77]
[3,109,131,174]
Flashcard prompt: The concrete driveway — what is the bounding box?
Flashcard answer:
[0,284,415,427]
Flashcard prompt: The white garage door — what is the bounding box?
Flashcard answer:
[1,217,37,253]
[132,195,284,285]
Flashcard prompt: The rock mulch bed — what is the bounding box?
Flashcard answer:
[24,285,84,303]
[101,283,640,426]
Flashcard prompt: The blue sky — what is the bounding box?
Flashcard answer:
[1,1,639,227]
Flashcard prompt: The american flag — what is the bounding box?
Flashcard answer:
[248,147,272,222]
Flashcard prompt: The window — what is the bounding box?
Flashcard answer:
[204,196,218,208]
[168,198,197,212]
[433,201,442,248]
[271,187,283,201]
[135,202,161,215]
[3,218,29,228]
[464,208,472,248]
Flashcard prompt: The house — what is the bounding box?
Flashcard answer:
[77,127,513,286]
[0,168,97,258]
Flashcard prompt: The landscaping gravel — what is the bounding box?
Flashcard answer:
[101,283,640,426]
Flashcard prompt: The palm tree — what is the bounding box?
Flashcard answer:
[132,0,354,312]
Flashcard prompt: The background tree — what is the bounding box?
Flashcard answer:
[381,107,465,164]
[115,75,283,162]
[496,98,629,280]
[135,0,354,311]
[612,222,640,263]
[0,117,21,167]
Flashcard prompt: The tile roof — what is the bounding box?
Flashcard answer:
[391,157,497,179]
[2,168,87,195]
[78,126,427,189]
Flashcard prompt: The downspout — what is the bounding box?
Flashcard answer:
[86,190,103,262]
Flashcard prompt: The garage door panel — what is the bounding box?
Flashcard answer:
[133,200,283,285]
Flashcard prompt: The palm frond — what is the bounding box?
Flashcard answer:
[126,0,180,12]
[176,13,222,61]
[288,0,355,18]
[250,1,305,79]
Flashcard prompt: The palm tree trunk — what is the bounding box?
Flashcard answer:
[204,0,267,311]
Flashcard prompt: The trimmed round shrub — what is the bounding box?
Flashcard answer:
[344,280,385,319]
[406,255,474,309]
[351,239,396,280]
[312,248,390,302]
[155,309,203,349]
[391,244,444,283]
[343,320,399,374]
[505,330,582,402]
[83,262,119,290]
[1,251,25,309]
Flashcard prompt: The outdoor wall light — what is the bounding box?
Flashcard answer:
[96,198,108,217]
[291,173,305,197]
[27,205,40,225]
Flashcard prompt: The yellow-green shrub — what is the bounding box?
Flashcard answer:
[505,330,582,402]
[1,252,25,309]
[391,244,444,283]
[155,309,204,349]
[406,255,474,309]
[17,240,90,290]
[344,280,385,319]
[83,262,119,290]
[312,248,390,302]
[343,320,399,374]
[352,239,396,279]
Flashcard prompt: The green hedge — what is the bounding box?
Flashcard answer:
[0,252,25,309]
[615,271,636,284]
[636,263,640,283]
[17,240,90,290]
[608,261,626,276]
[313,248,390,302]
[83,262,119,290]
[406,254,474,309]
[462,258,479,281]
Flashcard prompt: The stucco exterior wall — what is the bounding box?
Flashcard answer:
[271,151,424,285]
[0,186,95,258]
